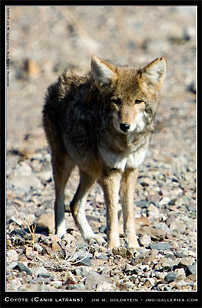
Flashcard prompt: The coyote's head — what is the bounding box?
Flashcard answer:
[91,56,166,134]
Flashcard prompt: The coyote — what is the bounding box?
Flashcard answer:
[43,56,166,249]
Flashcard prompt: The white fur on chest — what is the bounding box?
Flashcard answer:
[100,145,148,171]
[126,146,148,169]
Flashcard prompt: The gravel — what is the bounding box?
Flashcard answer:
[6,5,196,294]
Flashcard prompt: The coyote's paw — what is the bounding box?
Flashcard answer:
[86,234,106,246]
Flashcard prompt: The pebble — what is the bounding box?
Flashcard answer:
[175,251,188,258]
[9,175,42,191]
[180,258,194,267]
[137,226,165,241]
[147,203,160,219]
[112,247,133,259]
[150,243,171,250]
[85,270,103,290]
[187,262,196,275]
[31,267,52,278]
[74,267,90,278]
[33,243,43,253]
[25,247,35,260]
[13,263,32,275]
[97,253,108,260]
[14,161,32,176]
[7,279,22,290]
[96,281,114,291]
[159,197,171,205]
[154,222,170,232]
[74,256,92,267]
[165,272,177,283]
[51,241,62,252]
[51,281,63,288]
[175,268,186,280]
[34,213,54,235]
[139,234,151,246]
[135,200,149,208]
[154,271,166,280]
[7,249,19,262]
[66,284,85,290]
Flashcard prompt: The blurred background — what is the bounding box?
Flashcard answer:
[7,5,196,163]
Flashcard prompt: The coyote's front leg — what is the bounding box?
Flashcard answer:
[120,168,139,249]
[102,169,122,248]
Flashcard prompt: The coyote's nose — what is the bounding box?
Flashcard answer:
[120,123,130,132]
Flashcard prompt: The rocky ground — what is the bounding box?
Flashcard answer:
[6,6,196,293]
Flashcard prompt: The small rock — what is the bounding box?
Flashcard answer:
[175,251,188,258]
[144,278,155,287]
[7,279,21,290]
[85,271,103,290]
[159,197,171,205]
[66,284,85,290]
[36,171,52,182]
[135,200,149,208]
[187,262,196,275]
[7,249,19,262]
[74,267,90,278]
[25,247,35,260]
[112,247,133,259]
[51,281,63,288]
[13,263,32,275]
[35,213,54,235]
[188,250,196,257]
[51,241,61,252]
[8,216,23,226]
[64,277,76,285]
[150,242,171,250]
[154,222,170,232]
[99,225,106,233]
[33,243,43,253]
[14,161,32,176]
[139,234,151,246]
[96,281,114,291]
[97,253,108,260]
[186,274,196,282]
[180,258,194,267]
[154,271,166,280]
[75,256,91,267]
[135,215,151,226]
[175,268,186,280]
[31,267,52,278]
[147,203,160,218]
[140,177,153,186]
[165,272,177,283]
[147,193,161,204]
[165,214,177,227]
[9,175,42,191]
[137,226,165,241]
[25,59,41,76]
[169,218,186,233]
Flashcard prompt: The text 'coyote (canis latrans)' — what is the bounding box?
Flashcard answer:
[43,56,166,249]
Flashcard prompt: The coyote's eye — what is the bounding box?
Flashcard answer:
[134,99,143,104]
[111,98,122,105]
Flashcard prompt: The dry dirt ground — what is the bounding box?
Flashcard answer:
[5,5,197,296]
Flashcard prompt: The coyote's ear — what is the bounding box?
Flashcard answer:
[91,56,117,88]
[138,57,167,90]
